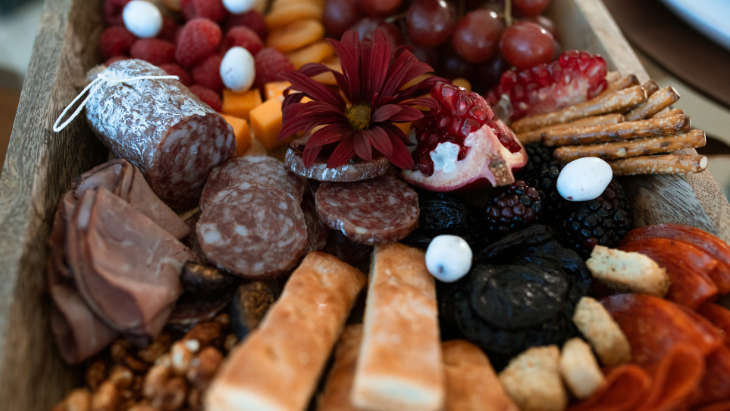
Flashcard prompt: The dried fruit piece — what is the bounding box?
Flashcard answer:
[265,2,324,30]
[266,19,325,53]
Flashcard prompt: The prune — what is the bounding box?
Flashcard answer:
[403,193,486,248]
[322,229,373,265]
[180,262,238,299]
[229,279,284,340]
[167,293,233,334]
[473,224,554,262]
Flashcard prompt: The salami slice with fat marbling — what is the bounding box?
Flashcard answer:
[197,183,307,278]
[315,176,420,245]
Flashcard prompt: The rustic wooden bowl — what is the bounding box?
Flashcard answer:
[0,0,727,409]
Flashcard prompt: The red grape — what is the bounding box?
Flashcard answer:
[324,0,364,38]
[349,18,404,48]
[438,47,476,81]
[499,21,555,70]
[405,0,455,47]
[513,0,551,17]
[358,0,403,17]
[451,10,504,63]
[524,14,559,41]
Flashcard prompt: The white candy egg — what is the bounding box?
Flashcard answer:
[223,0,256,14]
[123,0,163,39]
[425,235,473,283]
[557,157,613,202]
[220,47,256,92]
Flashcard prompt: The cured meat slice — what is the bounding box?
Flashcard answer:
[182,211,207,263]
[301,191,328,254]
[67,188,194,341]
[638,344,705,411]
[200,156,304,210]
[689,345,730,407]
[85,59,236,209]
[197,183,307,278]
[286,148,391,182]
[315,176,419,245]
[73,159,189,239]
[698,303,730,346]
[568,365,651,411]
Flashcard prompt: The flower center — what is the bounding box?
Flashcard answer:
[346,104,371,131]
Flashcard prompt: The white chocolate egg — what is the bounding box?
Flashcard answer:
[426,235,473,283]
[123,0,163,39]
[223,0,256,14]
[220,47,256,92]
[557,157,613,202]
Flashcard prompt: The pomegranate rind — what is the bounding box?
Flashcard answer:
[401,122,527,192]
[285,148,391,182]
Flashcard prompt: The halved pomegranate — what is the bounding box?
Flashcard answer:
[401,82,527,191]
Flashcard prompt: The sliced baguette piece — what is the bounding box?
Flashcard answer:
[498,346,567,411]
[442,340,519,411]
[559,338,604,399]
[572,296,631,367]
[205,252,367,411]
[352,243,444,411]
[586,245,670,297]
[317,324,363,411]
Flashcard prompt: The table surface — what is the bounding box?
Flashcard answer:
[603,0,730,110]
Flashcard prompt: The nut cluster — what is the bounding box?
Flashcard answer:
[52,314,238,411]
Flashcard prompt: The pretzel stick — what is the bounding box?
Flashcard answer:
[653,108,684,118]
[542,114,690,147]
[553,130,706,162]
[642,80,660,98]
[516,114,624,144]
[597,75,640,98]
[624,86,680,121]
[512,86,647,133]
[608,154,708,175]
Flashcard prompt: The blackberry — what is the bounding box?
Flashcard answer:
[515,143,554,181]
[485,181,543,234]
[561,181,632,257]
[525,161,570,226]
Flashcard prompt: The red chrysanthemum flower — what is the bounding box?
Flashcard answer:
[278,29,443,170]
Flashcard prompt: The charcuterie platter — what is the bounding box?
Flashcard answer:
[1,0,730,410]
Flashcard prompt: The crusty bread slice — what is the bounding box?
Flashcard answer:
[498,346,567,411]
[559,338,604,399]
[316,324,363,411]
[205,252,367,411]
[586,245,670,297]
[442,340,519,411]
[352,243,444,411]
[572,296,631,367]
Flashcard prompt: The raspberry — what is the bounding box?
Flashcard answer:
[189,85,222,112]
[253,48,294,91]
[176,18,222,68]
[181,0,228,22]
[159,63,192,87]
[130,39,176,66]
[192,55,224,92]
[225,10,268,40]
[220,27,263,56]
[487,50,608,121]
[157,17,179,43]
[485,180,543,234]
[104,0,131,26]
[104,55,130,67]
[100,26,137,60]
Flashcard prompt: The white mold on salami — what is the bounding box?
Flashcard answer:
[197,184,308,279]
[285,148,391,182]
[85,59,236,209]
[315,176,420,245]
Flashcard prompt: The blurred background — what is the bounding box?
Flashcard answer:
[0,0,729,197]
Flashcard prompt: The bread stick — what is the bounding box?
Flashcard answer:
[553,129,706,162]
[608,154,708,175]
[317,325,363,411]
[653,108,684,118]
[542,114,690,147]
[624,86,680,121]
[442,340,519,411]
[352,243,444,411]
[597,74,640,98]
[512,86,647,133]
[205,252,367,411]
[516,114,624,144]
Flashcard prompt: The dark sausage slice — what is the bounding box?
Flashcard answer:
[197,183,307,279]
[285,148,391,182]
[180,262,237,299]
[315,176,420,245]
[302,191,328,254]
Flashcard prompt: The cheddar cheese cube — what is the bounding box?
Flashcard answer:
[222,89,262,121]
[219,113,251,157]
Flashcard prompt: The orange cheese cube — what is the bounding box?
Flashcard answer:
[452,78,472,92]
[265,81,292,100]
[220,113,252,157]
[250,97,290,151]
[222,89,262,121]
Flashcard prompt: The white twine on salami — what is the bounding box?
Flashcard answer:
[53,72,180,133]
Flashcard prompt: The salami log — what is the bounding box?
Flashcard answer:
[85,59,236,209]
[200,156,305,210]
[315,176,420,245]
[197,183,308,278]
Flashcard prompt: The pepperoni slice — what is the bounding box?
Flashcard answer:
[315,176,419,245]
[197,183,307,278]
[698,303,730,346]
[568,365,651,411]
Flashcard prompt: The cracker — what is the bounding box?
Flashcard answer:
[559,338,605,399]
[586,245,671,297]
[498,346,567,411]
[572,297,631,367]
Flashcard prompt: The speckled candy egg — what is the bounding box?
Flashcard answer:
[557,157,613,202]
[426,235,473,283]
[220,47,256,92]
[223,0,257,14]
[123,0,163,39]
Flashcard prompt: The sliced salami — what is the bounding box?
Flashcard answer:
[183,211,207,263]
[315,176,420,245]
[85,59,236,209]
[197,183,307,278]
[302,191,329,254]
[285,148,391,182]
[200,156,304,210]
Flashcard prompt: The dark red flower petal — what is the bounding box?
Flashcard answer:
[363,29,391,103]
[402,97,439,109]
[380,121,413,145]
[306,123,353,148]
[365,127,392,157]
[279,103,345,140]
[380,49,417,100]
[386,130,415,170]
[352,131,373,161]
[389,105,424,121]
[372,104,402,122]
[279,70,345,110]
[298,62,333,77]
[327,31,361,103]
[303,144,324,168]
[327,136,357,168]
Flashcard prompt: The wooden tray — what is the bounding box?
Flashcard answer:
[0,0,728,409]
